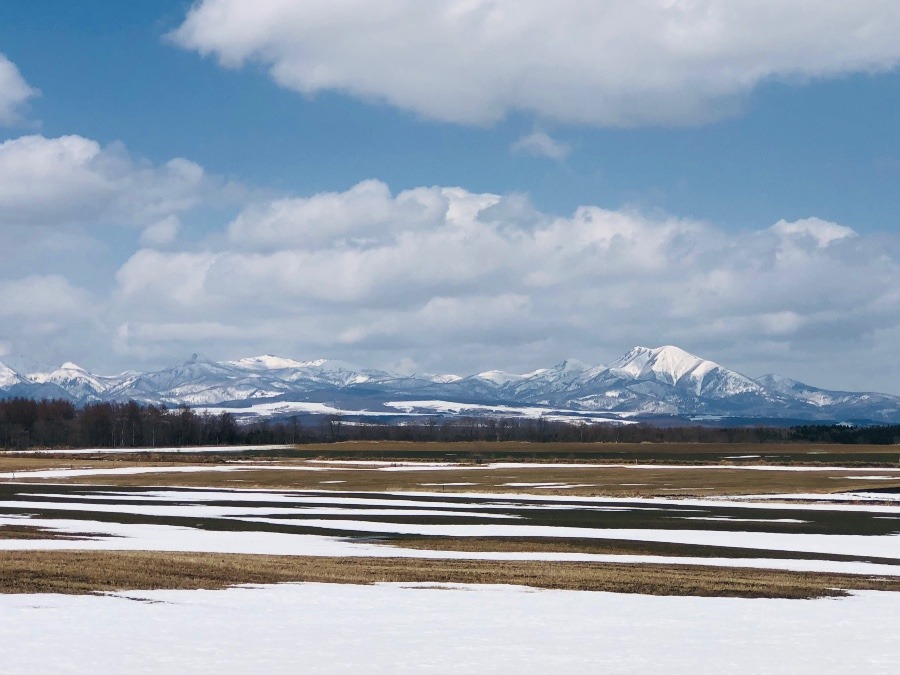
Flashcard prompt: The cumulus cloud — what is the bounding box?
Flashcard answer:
[0,53,37,125]
[0,134,213,228]
[769,217,857,248]
[172,1,900,127]
[108,180,900,390]
[226,179,465,250]
[140,215,181,247]
[510,130,570,160]
[0,275,91,319]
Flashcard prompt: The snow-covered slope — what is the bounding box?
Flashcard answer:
[0,360,73,401]
[104,354,294,406]
[29,362,128,401]
[2,347,899,422]
[228,356,390,387]
[755,374,900,421]
[0,361,23,388]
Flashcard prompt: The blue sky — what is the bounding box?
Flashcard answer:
[0,1,899,393]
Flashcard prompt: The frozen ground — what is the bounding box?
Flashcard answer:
[8,444,294,455]
[1,583,897,674]
[1,485,898,575]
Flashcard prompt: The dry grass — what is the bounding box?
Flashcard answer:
[0,457,189,472]
[11,440,900,465]
[3,443,899,498]
[0,525,103,541]
[275,440,900,458]
[1,550,898,599]
[23,464,900,498]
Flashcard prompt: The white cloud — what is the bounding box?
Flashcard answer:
[108,181,900,390]
[0,53,38,125]
[0,134,213,228]
[769,217,857,248]
[227,179,462,250]
[0,275,91,319]
[172,1,900,127]
[510,131,570,160]
[140,215,181,247]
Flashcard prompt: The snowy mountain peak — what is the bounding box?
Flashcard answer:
[605,345,763,397]
[609,345,654,377]
[476,370,524,385]
[0,361,23,388]
[612,345,707,382]
[647,345,710,383]
[552,358,591,374]
[59,362,86,372]
[419,373,464,384]
[229,355,307,371]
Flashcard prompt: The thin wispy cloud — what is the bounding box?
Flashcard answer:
[510,131,571,160]
[0,53,37,125]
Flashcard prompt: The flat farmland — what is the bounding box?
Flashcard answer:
[2,441,899,672]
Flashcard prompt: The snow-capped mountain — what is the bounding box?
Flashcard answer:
[6,347,900,423]
[0,360,72,401]
[607,346,763,397]
[0,361,23,389]
[104,354,297,406]
[28,362,129,401]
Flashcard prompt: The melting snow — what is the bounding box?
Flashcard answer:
[2,585,898,673]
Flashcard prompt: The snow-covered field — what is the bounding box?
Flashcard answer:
[1,463,899,673]
[1,583,897,674]
[1,484,898,575]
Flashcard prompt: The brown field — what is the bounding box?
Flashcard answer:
[2,444,899,600]
[8,463,898,498]
[287,440,900,458]
[0,457,188,472]
[1,550,898,599]
[14,440,900,464]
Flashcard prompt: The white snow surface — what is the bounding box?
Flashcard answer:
[0,464,327,479]
[382,400,634,423]
[1,514,897,577]
[2,485,899,575]
[0,360,23,387]
[1,584,898,673]
[7,444,294,455]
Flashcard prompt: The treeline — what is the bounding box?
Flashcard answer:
[0,398,898,449]
[0,399,248,449]
[790,424,900,445]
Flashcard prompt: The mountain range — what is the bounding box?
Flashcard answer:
[2,346,898,425]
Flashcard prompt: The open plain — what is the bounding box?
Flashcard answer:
[2,441,899,671]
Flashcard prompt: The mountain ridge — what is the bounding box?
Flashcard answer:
[1,346,898,424]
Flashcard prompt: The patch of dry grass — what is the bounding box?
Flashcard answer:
[4,443,899,497]
[277,440,900,458]
[0,525,104,541]
[1,550,898,599]
[0,457,191,472]
[26,464,900,498]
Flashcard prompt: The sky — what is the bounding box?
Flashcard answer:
[0,0,899,393]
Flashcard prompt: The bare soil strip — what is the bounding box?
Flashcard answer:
[0,525,104,541]
[377,536,900,566]
[2,550,898,599]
